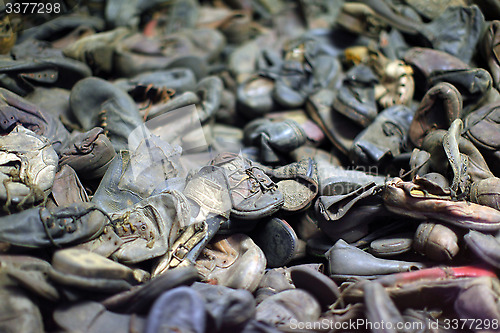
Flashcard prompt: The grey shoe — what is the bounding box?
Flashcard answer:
[48,248,140,294]
[350,104,414,166]
[70,76,143,151]
[146,286,206,333]
[192,282,256,332]
[102,266,200,314]
[47,165,89,209]
[0,88,70,152]
[109,191,191,264]
[54,301,146,333]
[0,202,108,248]
[210,152,284,219]
[195,234,266,292]
[59,127,116,180]
[326,239,424,279]
[0,125,58,209]
[0,280,44,333]
[255,289,321,328]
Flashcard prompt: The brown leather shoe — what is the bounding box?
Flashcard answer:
[409,82,462,148]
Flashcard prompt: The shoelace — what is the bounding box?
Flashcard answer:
[41,205,112,248]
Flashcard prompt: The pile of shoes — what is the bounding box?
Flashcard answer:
[0,0,500,332]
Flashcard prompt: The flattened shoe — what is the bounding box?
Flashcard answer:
[102,266,200,314]
[191,282,256,332]
[255,289,321,328]
[146,286,206,333]
[48,249,140,294]
[47,165,89,209]
[326,239,424,280]
[54,301,146,333]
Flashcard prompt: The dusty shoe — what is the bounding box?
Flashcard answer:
[383,178,500,231]
[470,177,500,210]
[251,217,301,268]
[0,274,45,333]
[0,202,107,248]
[403,47,469,88]
[0,88,70,152]
[350,104,413,166]
[0,56,91,97]
[259,158,319,212]
[369,232,414,257]
[306,88,363,156]
[0,125,58,209]
[108,191,191,265]
[46,165,89,209]
[464,230,500,269]
[363,281,406,330]
[333,65,378,128]
[146,286,206,333]
[58,127,116,180]
[69,76,143,151]
[102,266,200,314]
[255,267,294,304]
[255,289,321,328]
[0,255,59,301]
[315,182,388,243]
[210,152,284,219]
[454,276,500,330]
[48,248,140,294]
[91,136,184,214]
[481,21,500,90]
[464,102,500,175]
[413,222,459,262]
[428,68,492,116]
[151,166,230,276]
[63,27,130,76]
[54,301,146,333]
[421,125,494,194]
[244,118,307,164]
[192,282,256,332]
[289,264,341,310]
[409,82,462,148]
[326,239,424,280]
[195,233,266,292]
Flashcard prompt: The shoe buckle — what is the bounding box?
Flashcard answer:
[172,244,189,262]
[246,167,277,192]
